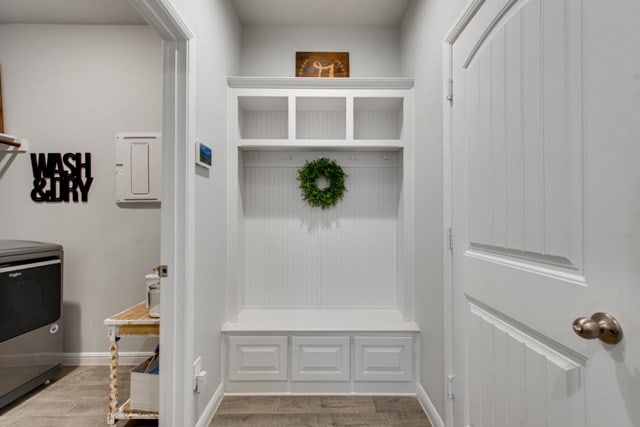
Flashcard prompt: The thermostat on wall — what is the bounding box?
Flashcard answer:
[115,133,162,205]
[195,140,212,168]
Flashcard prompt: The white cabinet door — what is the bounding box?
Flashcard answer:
[291,336,350,382]
[354,336,412,382]
[228,336,287,381]
[450,0,640,426]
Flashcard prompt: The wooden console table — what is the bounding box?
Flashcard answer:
[104,302,159,425]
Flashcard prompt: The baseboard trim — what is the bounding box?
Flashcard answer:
[417,383,445,427]
[195,382,225,427]
[62,352,154,366]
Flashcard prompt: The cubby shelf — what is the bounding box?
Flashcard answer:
[228,78,415,322]
[238,96,288,139]
[230,77,413,147]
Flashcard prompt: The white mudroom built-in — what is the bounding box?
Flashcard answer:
[223,78,418,394]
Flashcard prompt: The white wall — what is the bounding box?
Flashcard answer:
[0,24,162,354]
[166,0,241,424]
[400,0,467,419]
[241,25,401,77]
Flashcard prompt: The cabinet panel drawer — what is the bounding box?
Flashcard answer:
[228,336,287,381]
[354,336,412,382]
[291,336,350,382]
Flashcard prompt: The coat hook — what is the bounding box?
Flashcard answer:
[350,156,356,160]
[254,154,261,160]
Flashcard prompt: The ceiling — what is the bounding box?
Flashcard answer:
[0,0,145,25]
[0,0,410,27]
[231,0,410,26]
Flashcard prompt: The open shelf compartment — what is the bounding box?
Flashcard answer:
[296,97,346,140]
[354,97,403,140]
[238,96,288,139]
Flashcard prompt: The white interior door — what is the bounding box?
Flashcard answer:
[450,0,640,425]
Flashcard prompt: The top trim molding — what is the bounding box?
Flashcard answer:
[462,0,520,68]
[444,0,485,44]
[228,77,414,90]
[129,0,194,41]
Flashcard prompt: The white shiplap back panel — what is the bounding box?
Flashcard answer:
[241,110,288,139]
[320,166,397,307]
[354,111,400,140]
[243,151,398,309]
[243,166,319,307]
[464,0,583,272]
[296,111,346,140]
[467,304,584,427]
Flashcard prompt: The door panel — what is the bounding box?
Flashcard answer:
[452,0,640,425]
[464,0,583,274]
[467,302,584,427]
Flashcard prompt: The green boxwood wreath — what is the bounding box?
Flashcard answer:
[297,158,347,210]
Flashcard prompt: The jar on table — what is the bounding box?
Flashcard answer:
[145,269,160,318]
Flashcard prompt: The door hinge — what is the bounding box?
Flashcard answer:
[157,265,168,278]
[447,227,453,250]
[446,78,453,104]
[447,373,455,399]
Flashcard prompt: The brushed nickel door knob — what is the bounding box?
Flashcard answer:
[572,312,623,344]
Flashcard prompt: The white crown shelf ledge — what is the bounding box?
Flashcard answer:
[237,140,405,150]
[228,76,414,90]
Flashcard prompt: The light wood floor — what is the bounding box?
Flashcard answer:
[0,366,155,427]
[210,396,432,426]
[0,366,432,426]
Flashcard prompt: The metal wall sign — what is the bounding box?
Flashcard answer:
[30,153,94,202]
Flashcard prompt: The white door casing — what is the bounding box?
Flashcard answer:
[128,1,195,426]
[447,0,640,426]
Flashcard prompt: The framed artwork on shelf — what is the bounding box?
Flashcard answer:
[296,52,349,78]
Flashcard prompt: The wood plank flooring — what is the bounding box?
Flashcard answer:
[0,366,432,426]
[210,396,431,426]
[0,366,154,426]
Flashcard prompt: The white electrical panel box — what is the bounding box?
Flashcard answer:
[115,133,161,204]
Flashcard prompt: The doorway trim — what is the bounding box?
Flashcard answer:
[442,1,487,426]
[128,1,195,425]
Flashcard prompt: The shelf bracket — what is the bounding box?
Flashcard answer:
[0,138,28,153]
